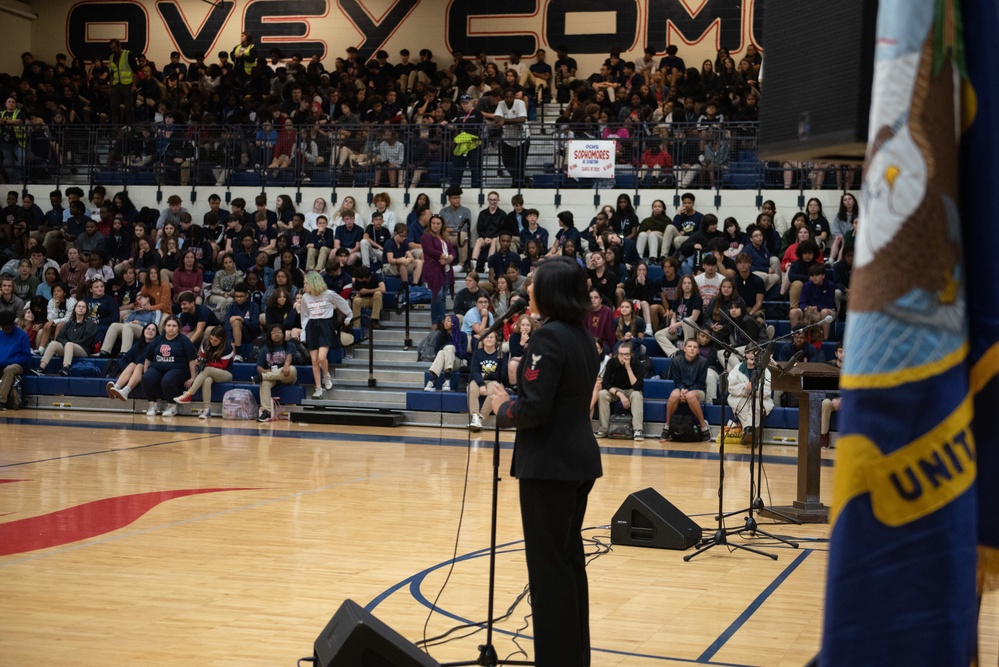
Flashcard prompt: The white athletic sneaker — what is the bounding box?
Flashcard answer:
[424,380,435,391]
[162,404,178,417]
[198,408,211,419]
[469,412,484,432]
[145,401,158,416]
[312,386,324,399]
[323,373,333,390]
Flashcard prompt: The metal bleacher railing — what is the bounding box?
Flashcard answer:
[5,120,860,196]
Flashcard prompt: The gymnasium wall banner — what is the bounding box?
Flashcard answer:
[46,0,764,78]
[567,140,616,179]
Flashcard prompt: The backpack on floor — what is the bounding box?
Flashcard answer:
[417,332,438,362]
[666,413,703,442]
[399,285,432,305]
[222,388,258,420]
[607,413,633,439]
[69,361,102,378]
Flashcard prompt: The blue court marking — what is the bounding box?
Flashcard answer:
[698,548,814,662]
[0,473,377,569]
[367,540,812,666]
[0,415,834,469]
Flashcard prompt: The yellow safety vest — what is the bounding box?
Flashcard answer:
[110,49,134,86]
[233,43,255,75]
[1,109,26,146]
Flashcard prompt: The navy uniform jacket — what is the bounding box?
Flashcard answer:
[497,320,603,482]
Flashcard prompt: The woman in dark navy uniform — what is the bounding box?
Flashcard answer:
[491,256,602,667]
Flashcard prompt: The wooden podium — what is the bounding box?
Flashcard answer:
[764,363,840,524]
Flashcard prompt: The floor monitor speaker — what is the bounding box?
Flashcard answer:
[757,0,878,163]
[611,487,702,550]
[314,599,440,667]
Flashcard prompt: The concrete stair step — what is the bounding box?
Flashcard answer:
[305,387,407,408]
[352,347,420,363]
[334,367,426,384]
[327,378,420,391]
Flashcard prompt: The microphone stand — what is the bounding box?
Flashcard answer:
[680,318,796,556]
[445,315,532,667]
[684,343,777,562]
[711,310,801,532]
[743,337,802,538]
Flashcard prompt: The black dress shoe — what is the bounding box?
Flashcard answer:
[29,367,43,376]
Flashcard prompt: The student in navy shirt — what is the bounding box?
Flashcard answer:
[322,248,353,296]
[486,232,520,285]
[254,213,278,255]
[142,315,199,417]
[791,264,837,340]
[519,208,549,254]
[254,324,299,422]
[382,222,423,286]
[334,212,364,265]
[234,234,260,272]
[466,330,505,432]
[407,206,430,258]
[84,278,118,344]
[305,214,335,271]
[546,210,581,257]
[223,282,261,361]
[178,292,220,344]
[107,322,159,401]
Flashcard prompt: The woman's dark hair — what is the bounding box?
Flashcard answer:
[137,322,159,352]
[203,325,227,362]
[806,197,824,217]
[797,239,821,259]
[530,256,589,323]
[265,323,285,348]
[29,295,48,323]
[412,192,430,212]
[837,192,857,221]
[267,286,291,308]
[723,216,740,234]
[179,248,197,270]
[162,315,181,332]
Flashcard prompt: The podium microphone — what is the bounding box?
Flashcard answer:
[772,315,834,342]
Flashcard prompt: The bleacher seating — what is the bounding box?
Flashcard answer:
[19,356,316,408]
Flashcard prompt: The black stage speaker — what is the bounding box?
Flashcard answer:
[314,599,441,667]
[610,488,702,550]
[757,0,878,163]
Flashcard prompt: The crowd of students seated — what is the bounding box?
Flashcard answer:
[0,42,858,191]
[0,180,853,442]
[402,187,854,440]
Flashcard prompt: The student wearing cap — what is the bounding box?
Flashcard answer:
[450,95,485,188]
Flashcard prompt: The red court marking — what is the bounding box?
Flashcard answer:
[0,488,256,557]
[0,479,25,484]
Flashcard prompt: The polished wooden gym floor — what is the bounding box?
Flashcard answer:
[1,410,996,666]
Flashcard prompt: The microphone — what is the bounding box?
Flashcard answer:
[772,315,834,342]
[478,298,527,344]
[767,349,804,374]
